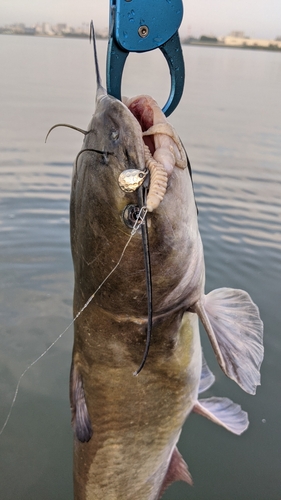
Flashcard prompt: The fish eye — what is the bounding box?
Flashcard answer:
[122,204,142,230]
[110,129,119,141]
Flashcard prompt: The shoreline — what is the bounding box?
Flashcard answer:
[184,40,281,52]
[1,32,281,52]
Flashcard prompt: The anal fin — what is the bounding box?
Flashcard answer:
[194,288,264,395]
[193,397,249,435]
[70,362,93,443]
[158,447,192,499]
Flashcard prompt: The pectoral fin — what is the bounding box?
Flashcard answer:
[70,362,93,443]
[193,397,249,435]
[158,447,193,499]
[194,288,264,395]
[199,353,216,394]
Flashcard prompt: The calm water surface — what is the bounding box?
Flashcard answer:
[0,35,280,499]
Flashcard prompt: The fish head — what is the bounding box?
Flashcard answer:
[70,26,201,315]
[70,88,151,310]
[70,88,202,315]
[71,86,146,224]
[94,86,146,175]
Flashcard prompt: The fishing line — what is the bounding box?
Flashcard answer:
[0,208,147,437]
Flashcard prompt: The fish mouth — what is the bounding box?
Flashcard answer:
[121,95,186,213]
[123,95,186,177]
[123,95,156,154]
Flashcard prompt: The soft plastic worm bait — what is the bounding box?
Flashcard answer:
[144,145,168,212]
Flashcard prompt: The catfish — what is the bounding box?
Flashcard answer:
[51,33,263,500]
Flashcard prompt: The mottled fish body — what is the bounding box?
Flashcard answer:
[62,36,264,500]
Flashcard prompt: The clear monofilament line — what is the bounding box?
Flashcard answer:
[74,207,147,318]
[0,208,147,436]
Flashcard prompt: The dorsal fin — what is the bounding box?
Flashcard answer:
[158,447,193,499]
[90,21,107,102]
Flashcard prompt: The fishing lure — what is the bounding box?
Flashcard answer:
[144,145,168,212]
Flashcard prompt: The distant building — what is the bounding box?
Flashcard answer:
[200,35,218,43]
[24,27,36,35]
[229,31,248,39]
[41,23,54,36]
[9,23,26,34]
[53,23,69,35]
[223,34,281,49]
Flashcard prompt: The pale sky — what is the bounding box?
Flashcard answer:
[1,0,281,40]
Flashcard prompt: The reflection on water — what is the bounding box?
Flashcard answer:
[0,36,280,500]
[196,162,281,249]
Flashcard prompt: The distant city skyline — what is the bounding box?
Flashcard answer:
[2,22,281,52]
[1,0,281,40]
[2,22,281,47]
